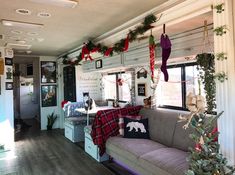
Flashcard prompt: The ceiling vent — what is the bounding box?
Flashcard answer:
[5,43,32,50]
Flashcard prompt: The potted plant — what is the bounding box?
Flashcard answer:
[47,112,58,130]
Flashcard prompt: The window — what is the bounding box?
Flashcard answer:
[157,63,204,110]
[103,72,132,102]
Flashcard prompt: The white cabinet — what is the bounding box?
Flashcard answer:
[64,122,85,142]
[82,61,95,73]
[84,126,109,162]
[102,54,122,70]
[123,45,149,67]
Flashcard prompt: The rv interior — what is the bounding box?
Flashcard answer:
[0,0,235,175]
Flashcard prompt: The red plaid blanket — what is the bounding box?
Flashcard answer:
[91,105,142,156]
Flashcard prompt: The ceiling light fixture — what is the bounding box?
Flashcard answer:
[16,9,32,15]
[27,32,38,36]
[37,12,51,18]
[30,0,78,8]
[1,19,43,29]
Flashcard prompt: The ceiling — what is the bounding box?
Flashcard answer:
[0,0,169,56]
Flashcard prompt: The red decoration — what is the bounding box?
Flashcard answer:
[81,43,94,61]
[61,100,68,108]
[117,78,123,86]
[149,34,156,82]
[211,127,218,142]
[104,47,113,56]
[123,35,129,51]
[195,143,202,152]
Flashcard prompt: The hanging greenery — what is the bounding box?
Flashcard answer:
[213,3,225,13]
[213,25,227,36]
[196,53,216,114]
[216,52,227,60]
[215,71,228,83]
[62,14,158,66]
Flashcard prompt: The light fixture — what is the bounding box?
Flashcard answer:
[37,12,51,18]
[1,19,43,29]
[30,0,78,8]
[27,32,39,36]
[16,9,31,15]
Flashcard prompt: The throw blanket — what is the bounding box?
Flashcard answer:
[91,105,142,156]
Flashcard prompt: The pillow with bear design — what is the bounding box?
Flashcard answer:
[118,114,142,136]
[123,117,149,139]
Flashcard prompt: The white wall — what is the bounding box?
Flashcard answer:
[0,47,14,149]
[76,66,102,102]
[135,66,152,105]
[40,56,60,130]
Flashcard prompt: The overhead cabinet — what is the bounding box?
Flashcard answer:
[123,45,149,67]
[101,54,122,69]
[82,61,95,73]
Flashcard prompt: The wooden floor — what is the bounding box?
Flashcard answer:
[0,119,115,175]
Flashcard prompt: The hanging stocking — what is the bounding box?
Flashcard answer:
[160,24,171,82]
[149,33,156,82]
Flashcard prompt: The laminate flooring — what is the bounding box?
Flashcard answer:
[0,120,115,175]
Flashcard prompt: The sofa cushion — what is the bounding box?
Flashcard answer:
[139,108,178,147]
[124,118,149,139]
[139,148,189,175]
[118,114,142,136]
[106,136,166,163]
[172,121,195,152]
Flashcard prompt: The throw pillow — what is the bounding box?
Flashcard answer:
[118,114,142,136]
[123,118,149,139]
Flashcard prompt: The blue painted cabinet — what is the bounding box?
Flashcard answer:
[84,126,109,162]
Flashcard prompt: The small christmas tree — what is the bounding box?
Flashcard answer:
[185,111,235,175]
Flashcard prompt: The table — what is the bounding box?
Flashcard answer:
[75,106,115,125]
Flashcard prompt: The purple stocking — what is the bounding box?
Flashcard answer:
[160,34,171,82]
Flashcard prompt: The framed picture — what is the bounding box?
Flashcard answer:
[95,59,102,69]
[41,85,57,107]
[6,82,13,90]
[6,67,12,80]
[5,58,13,66]
[0,58,4,75]
[137,83,146,96]
[41,61,56,83]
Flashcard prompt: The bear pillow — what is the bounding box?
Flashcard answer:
[123,117,149,139]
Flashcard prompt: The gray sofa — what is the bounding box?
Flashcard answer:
[106,108,194,175]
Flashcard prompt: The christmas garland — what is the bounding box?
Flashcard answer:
[63,14,157,66]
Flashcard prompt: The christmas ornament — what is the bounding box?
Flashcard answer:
[117,78,123,86]
[178,92,206,129]
[149,33,156,82]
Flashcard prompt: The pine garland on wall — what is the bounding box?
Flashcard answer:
[62,14,159,66]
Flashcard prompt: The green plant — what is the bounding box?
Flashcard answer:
[47,112,57,130]
[213,3,225,13]
[213,25,227,36]
[215,71,228,83]
[185,112,235,175]
[196,53,216,114]
[216,52,227,61]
